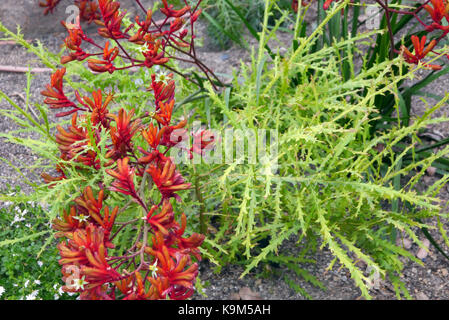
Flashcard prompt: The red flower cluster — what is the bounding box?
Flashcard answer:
[39,0,215,300]
[396,0,449,70]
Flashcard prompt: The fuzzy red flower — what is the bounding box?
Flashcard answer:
[39,0,61,15]
[41,68,81,117]
[88,41,119,74]
[401,35,442,70]
[106,108,142,160]
[55,113,100,168]
[147,158,191,200]
[160,0,190,18]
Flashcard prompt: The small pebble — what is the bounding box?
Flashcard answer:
[415,292,429,300]
[416,239,430,260]
[426,166,436,176]
[441,269,448,277]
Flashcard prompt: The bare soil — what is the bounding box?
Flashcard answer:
[1,9,449,300]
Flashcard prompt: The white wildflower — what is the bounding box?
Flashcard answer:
[24,280,30,288]
[34,280,41,285]
[25,290,39,300]
[0,286,5,298]
[37,261,43,267]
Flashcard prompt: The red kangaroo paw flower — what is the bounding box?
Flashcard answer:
[61,20,91,64]
[160,0,190,18]
[142,123,166,149]
[76,0,100,23]
[39,0,61,15]
[150,73,175,107]
[147,158,191,200]
[88,41,119,74]
[96,0,127,39]
[146,199,175,235]
[324,0,337,10]
[106,157,138,197]
[106,108,142,160]
[401,35,442,70]
[75,89,113,127]
[55,113,100,168]
[41,68,81,117]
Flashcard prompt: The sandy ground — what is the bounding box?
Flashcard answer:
[1,9,449,300]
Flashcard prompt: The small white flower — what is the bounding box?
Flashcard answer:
[57,286,64,295]
[37,261,43,267]
[34,280,41,285]
[54,294,60,300]
[149,259,159,279]
[73,214,89,223]
[71,276,89,291]
[24,280,30,288]
[26,290,39,300]
[0,286,5,298]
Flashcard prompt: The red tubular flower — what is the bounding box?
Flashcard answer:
[58,224,121,292]
[41,164,67,187]
[323,0,337,10]
[41,68,81,117]
[424,0,449,25]
[76,0,100,23]
[160,0,190,18]
[96,0,127,39]
[150,73,175,107]
[147,158,191,200]
[106,108,142,160]
[61,20,91,64]
[39,0,61,15]
[55,113,100,168]
[74,186,117,244]
[146,199,175,236]
[129,9,153,45]
[191,129,216,158]
[75,89,113,127]
[142,123,166,149]
[152,246,198,299]
[52,206,88,238]
[141,38,170,68]
[88,41,119,74]
[172,213,205,261]
[154,100,175,126]
[106,157,138,197]
[401,35,442,70]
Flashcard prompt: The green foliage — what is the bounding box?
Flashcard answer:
[0,187,76,300]
[201,0,291,49]
[186,0,449,299]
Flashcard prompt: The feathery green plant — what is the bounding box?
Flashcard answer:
[186,0,449,299]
